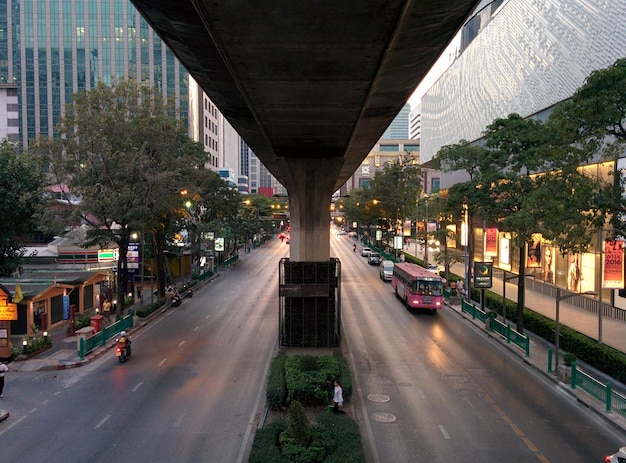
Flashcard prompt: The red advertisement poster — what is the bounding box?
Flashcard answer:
[485,227,498,257]
[603,240,624,289]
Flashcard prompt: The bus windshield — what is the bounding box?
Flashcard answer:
[411,279,442,296]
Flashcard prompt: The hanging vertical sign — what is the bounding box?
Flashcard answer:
[484,227,498,257]
[403,220,412,237]
[603,240,624,289]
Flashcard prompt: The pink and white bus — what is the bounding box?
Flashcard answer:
[391,263,443,312]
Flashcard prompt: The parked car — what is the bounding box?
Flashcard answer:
[379,260,394,281]
[361,247,372,257]
[368,252,381,265]
[605,446,626,462]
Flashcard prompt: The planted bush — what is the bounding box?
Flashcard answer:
[285,356,340,405]
[267,355,287,410]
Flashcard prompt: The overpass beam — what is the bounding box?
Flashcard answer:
[277,157,343,261]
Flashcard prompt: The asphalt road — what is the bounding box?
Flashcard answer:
[0,240,288,462]
[0,234,623,462]
[332,233,624,463]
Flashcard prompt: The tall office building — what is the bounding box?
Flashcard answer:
[380,103,410,140]
[0,0,192,149]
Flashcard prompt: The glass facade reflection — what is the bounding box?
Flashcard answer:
[0,0,189,147]
[421,0,626,163]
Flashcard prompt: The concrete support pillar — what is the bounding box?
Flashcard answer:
[276,157,343,261]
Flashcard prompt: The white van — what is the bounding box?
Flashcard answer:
[379,260,394,281]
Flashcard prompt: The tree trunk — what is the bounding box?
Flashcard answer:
[116,231,130,321]
[154,227,168,298]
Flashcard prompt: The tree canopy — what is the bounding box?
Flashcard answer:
[0,141,46,276]
[30,78,221,315]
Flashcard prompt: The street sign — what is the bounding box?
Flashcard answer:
[473,262,493,288]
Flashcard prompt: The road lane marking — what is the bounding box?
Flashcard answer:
[29,408,38,413]
[132,382,143,392]
[0,416,28,436]
[95,414,111,429]
[173,413,185,427]
[178,340,185,347]
[455,364,550,462]
[193,326,199,331]
[42,399,49,405]
[158,358,167,366]
[438,424,450,439]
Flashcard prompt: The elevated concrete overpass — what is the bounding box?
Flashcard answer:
[130,0,479,261]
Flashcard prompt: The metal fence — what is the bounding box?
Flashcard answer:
[78,310,135,360]
[571,362,626,418]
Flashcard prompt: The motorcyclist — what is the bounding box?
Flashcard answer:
[117,330,132,356]
[353,243,356,252]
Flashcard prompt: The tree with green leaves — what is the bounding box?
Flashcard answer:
[547,57,626,238]
[436,113,601,333]
[0,141,46,277]
[369,154,422,250]
[32,78,206,318]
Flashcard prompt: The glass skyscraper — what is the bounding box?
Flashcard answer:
[0,0,189,147]
[380,103,410,140]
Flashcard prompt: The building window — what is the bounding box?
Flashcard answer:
[379,144,399,151]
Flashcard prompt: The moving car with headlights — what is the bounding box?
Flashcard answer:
[605,446,626,462]
[368,252,381,265]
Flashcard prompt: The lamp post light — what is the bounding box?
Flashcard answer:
[554,288,597,372]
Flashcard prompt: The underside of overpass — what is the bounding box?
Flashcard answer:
[130,0,479,262]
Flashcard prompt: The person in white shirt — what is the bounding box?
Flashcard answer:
[333,380,345,414]
[0,361,9,397]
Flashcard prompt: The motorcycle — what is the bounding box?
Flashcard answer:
[171,294,182,307]
[115,339,131,363]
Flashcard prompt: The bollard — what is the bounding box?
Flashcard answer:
[570,360,576,389]
[606,382,612,413]
[79,337,85,361]
[547,348,552,373]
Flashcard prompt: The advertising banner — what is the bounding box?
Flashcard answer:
[527,234,542,268]
[473,262,493,288]
[403,220,412,237]
[603,240,624,289]
[485,227,498,257]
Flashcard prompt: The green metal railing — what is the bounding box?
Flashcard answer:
[78,310,135,360]
[488,314,530,357]
[223,255,239,268]
[461,299,489,323]
[571,361,626,417]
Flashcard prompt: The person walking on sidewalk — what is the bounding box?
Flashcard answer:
[0,361,8,397]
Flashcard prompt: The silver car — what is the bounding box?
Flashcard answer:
[379,260,394,281]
